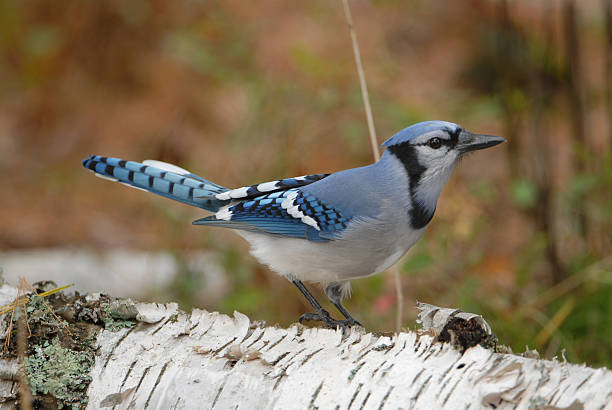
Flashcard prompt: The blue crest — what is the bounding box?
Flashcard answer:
[381,121,461,148]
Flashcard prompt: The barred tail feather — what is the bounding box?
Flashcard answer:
[82,155,229,212]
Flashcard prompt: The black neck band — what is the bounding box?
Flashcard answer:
[387,144,435,229]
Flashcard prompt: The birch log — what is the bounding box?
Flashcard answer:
[0,285,611,409]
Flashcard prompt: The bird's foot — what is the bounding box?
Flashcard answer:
[298,310,361,329]
[343,316,363,327]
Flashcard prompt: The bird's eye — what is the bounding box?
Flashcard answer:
[428,137,442,149]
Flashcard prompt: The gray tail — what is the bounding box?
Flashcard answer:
[82,155,230,212]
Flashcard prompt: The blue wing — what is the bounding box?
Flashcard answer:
[193,189,351,242]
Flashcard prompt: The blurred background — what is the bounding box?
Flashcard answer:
[0,0,611,367]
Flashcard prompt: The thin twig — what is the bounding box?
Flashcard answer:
[341,0,403,330]
[17,309,33,410]
[4,282,23,352]
[0,298,28,316]
[392,264,403,331]
[0,283,73,315]
[2,280,74,354]
[19,279,32,338]
[534,297,576,346]
[341,0,380,162]
[22,280,72,335]
[605,0,612,143]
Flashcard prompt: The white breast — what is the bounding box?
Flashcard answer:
[236,216,425,285]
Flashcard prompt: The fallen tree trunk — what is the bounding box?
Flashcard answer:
[0,283,610,409]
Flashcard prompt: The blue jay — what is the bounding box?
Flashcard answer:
[82,121,504,328]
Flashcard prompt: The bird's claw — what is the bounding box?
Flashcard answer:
[298,310,361,329]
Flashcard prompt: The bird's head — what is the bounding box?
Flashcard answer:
[381,120,505,228]
[381,120,505,174]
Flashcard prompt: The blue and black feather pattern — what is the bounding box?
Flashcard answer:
[82,155,347,241]
[82,155,229,212]
[214,174,330,200]
[194,189,351,241]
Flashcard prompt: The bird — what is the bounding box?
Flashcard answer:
[82,120,505,329]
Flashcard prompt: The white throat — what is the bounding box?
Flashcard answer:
[413,156,459,211]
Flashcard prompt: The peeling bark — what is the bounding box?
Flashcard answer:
[0,285,611,409]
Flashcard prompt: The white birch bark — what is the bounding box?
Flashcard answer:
[1,285,611,409]
[88,304,611,409]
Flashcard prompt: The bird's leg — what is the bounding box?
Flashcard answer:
[292,280,355,329]
[325,282,362,327]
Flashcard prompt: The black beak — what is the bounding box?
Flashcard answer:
[457,131,506,153]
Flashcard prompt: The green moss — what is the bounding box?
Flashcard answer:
[26,337,93,409]
[100,303,135,332]
[27,295,69,329]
